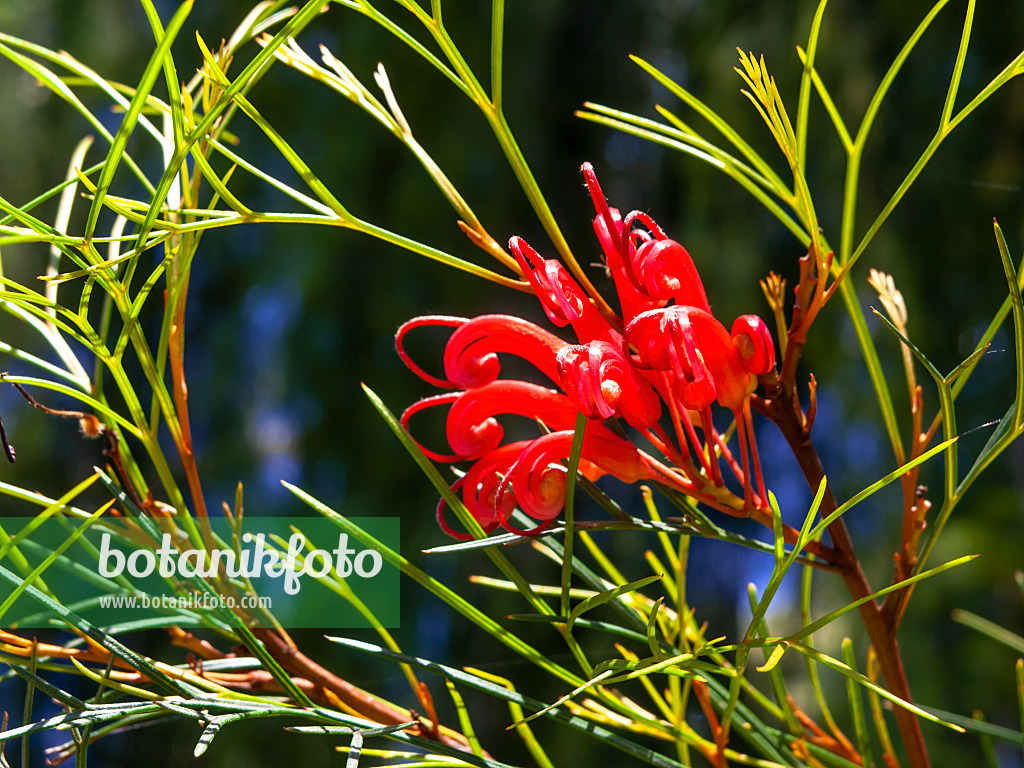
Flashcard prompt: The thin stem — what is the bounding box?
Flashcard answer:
[761,372,930,768]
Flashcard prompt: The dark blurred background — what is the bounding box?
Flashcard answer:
[1,0,1023,765]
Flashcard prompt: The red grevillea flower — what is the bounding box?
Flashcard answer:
[397,163,778,537]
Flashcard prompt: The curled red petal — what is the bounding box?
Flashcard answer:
[556,340,662,429]
[731,314,776,375]
[677,308,752,411]
[495,429,656,524]
[582,162,625,261]
[445,380,583,459]
[459,442,528,530]
[623,210,668,241]
[437,476,498,540]
[592,208,663,323]
[510,236,581,326]
[443,314,567,388]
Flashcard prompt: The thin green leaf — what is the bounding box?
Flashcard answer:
[445,680,484,758]
[561,414,586,623]
[842,639,873,767]
[566,574,661,632]
[85,0,193,237]
[646,597,665,660]
[957,401,1016,496]
[994,220,1024,430]
[940,0,975,127]
[4,663,85,711]
[360,384,553,617]
[789,641,964,732]
[952,609,1024,654]
[193,719,221,758]
[465,667,554,768]
[0,41,156,194]
[796,0,830,169]
[0,500,110,622]
[132,0,326,250]
[791,555,976,642]
[0,563,193,697]
[703,677,802,766]
[795,45,852,152]
[809,437,955,540]
[629,56,788,194]
[915,703,1023,745]
[286,482,584,689]
[326,637,688,768]
[1017,659,1024,749]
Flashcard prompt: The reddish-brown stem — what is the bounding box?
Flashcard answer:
[803,374,818,436]
[3,377,144,507]
[897,387,925,582]
[883,384,934,631]
[166,290,215,550]
[250,628,472,752]
[693,680,729,768]
[788,694,860,764]
[0,409,13,463]
[103,431,146,510]
[168,627,227,660]
[758,372,931,768]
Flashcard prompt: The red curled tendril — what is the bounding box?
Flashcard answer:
[443,380,620,460]
[396,315,468,388]
[436,476,475,540]
[443,314,567,388]
[492,429,657,530]
[400,392,463,462]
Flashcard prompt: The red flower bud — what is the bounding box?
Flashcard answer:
[731,314,776,375]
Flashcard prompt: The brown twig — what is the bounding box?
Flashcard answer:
[693,680,729,768]
[5,378,104,436]
[166,290,215,552]
[1,375,153,512]
[787,694,860,764]
[101,429,147,511]
[753,247,930,765]
[882,383,934,632]
[250,628,473,752]
[0,409,14,463]
[759,368,930,768]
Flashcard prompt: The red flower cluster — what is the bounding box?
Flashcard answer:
[397,164,776,538]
